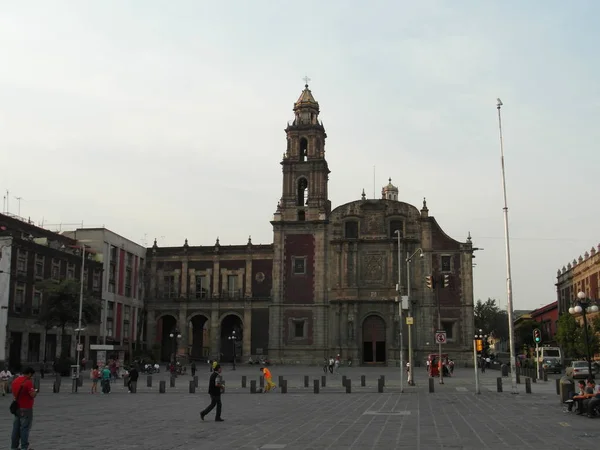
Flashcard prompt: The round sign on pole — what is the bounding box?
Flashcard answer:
[435,331,447,344]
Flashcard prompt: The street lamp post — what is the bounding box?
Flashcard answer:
[169,329,182,368]
[394,230,404,393]
[228,330,237,370]
[74,243,86,393]
[569,291,599,381]
[473,329,486,394]
[406,247,423,386]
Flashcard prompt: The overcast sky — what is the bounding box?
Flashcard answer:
[1,0,599,311]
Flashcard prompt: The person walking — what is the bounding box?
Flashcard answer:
[1,367,12,396]
[200,364,224,422]
[11,366,38,450]
[127,366,139,393]
[260,367,276,393]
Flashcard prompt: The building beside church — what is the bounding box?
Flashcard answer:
[145,84,476,365]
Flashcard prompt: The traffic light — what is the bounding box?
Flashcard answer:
[476,339,483,352]
[533,328,541,344]
[442,274,450,288]
[425,275,435,289]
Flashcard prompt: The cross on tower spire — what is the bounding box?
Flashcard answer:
[302,75,311,87]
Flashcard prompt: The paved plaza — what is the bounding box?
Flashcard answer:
[2,366,598,449]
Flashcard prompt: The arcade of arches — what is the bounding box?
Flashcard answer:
[362,315,386,364]
[157,313,244,363]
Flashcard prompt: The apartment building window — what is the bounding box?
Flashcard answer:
[35,255,44,279]
[17,250,28,275]
[106,320,114,338]
[32,291,42,315]
[165,275,177,298]
[107,301,114,319]
[93,271,101,291]
[67,263,75,279]
[125,267,132,297]
[195,276,210,299]
[227,275,238,297]
[441,255,452,273]
[51,259,60,280]
[14,284,25,313]
[123,322,130,339]
[124,305,131,322]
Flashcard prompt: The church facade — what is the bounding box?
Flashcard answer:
[145,85,476,365]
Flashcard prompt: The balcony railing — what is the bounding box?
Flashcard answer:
[221,289,242,300]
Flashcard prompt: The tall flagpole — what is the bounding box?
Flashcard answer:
[497,98,518,394]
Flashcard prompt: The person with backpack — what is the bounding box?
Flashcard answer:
[11,367,38,450]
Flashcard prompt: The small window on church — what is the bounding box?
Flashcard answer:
[297,178,308,206]
[345,221,359,239]
[390,220,403,238]
[298,210,305,221]
[300,137,308,162]
[441,255,452,272]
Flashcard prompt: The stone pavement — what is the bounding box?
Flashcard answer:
[2,366,597,449]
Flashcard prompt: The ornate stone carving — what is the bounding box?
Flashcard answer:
[255,272,265,283]
[366,215,381,235]
[363,253,384,281]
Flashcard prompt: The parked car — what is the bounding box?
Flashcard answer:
[566,361,597,379]
[542,358,562,374]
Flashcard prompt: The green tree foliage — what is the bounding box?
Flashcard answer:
[556,313,600,359]
[36,279,101,355]
[515,319,539,348]
[474,298,509,340]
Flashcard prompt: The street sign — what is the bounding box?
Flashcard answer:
[435,331,447,344]
[76,344,83,352]
[406,317,414,325]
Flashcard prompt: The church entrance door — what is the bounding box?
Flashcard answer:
[362,315,386,364]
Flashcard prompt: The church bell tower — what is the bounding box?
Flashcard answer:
[274,82,331,222]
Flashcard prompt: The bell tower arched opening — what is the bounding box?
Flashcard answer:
[299,137,308,162]
[297,177,308,206]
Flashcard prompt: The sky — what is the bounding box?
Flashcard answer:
[1,0,599,311]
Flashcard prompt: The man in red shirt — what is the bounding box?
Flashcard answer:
[11,367,37,450]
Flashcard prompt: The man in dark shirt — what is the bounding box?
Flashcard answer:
[200,364,224,422]
[128,366,139,393]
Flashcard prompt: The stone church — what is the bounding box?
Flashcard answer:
[145,84,476,365]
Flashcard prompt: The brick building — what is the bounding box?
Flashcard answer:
[529,301,559,345]
[0,213,103,370]
[63,228,146,363]
[145,84,476,365]
[556,245,600,314]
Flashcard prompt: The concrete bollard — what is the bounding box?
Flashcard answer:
[304,375,309,387]
[496,377,503,393]
[53,382,59,393]
[260,376,264,388]
[278,375,284,386]
[531,374,536,383]
[159,380,166,393]
[147,375,152,387]
[321,375,326,387]
[516,373,521,384]
[377,378,384,393]
[342,375,347,387]
[124,376,129,387]
[242,376,247,388]
[543,370,548,382]
[194,375,199,388]
[250,380,257,394]
[189,380,196,393]
[525,377,532,394]
[361,375,366,387]
[281,379,287,394]
[313,379,320,394]
[380,375,385,386]
[555,378,560,395]
[346,379,351,394]
[78,375,83,387]
[55,373,61,386]
[170,376,176,388]
[428,378,434,393]
[130,381,137,393]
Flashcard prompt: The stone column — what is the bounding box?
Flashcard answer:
[146,310,156,350]
[189,269,196,299]
[244,258,252,297]
[210,309,220,359]
[243,302,251,357]
[181,260,189,297]
[178,307,188,358]
[212,259,220,298]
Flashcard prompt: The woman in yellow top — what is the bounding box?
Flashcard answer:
[260,367,276,393]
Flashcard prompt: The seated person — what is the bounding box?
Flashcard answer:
[582,380,600,418]
[573,379,596,415]
[566,380,586,412]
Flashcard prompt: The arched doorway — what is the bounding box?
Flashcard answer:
[188,315,210,360]
[159,315,177,362]
[362,315,386,364]
[220,314,243,362]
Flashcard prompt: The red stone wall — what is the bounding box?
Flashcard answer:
[283,234,315,304]
[252,259,273,298]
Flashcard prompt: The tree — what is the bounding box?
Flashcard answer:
[555,313,580,359]
[474,298,509,340]
[36,279,101,357]
[515,319,538,348]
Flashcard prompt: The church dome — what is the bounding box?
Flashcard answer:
[381,178,399,201]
